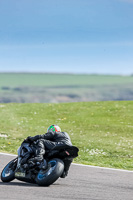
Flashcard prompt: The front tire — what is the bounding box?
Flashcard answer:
[1,158,17,182]
[36,158,64,186]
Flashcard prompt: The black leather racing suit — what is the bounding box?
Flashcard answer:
[30,131,73,177]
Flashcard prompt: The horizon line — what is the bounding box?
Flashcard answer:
[0,71,132,76]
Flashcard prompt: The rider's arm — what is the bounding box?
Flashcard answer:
[26,131,55,142]
[41,131,55,140]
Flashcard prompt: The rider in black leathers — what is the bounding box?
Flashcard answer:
[25,125,73,178]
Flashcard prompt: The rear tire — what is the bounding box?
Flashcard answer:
[36,158,64,186]
[1,158,17,182]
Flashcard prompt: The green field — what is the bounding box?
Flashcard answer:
[1,73,133,87]
[0,73,133,103]
[0,101,133,170]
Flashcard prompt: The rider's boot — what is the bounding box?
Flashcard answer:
[40,159,48,170]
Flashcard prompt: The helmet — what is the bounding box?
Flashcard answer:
[47,125,61,133]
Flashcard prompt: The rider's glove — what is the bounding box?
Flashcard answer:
[25,135,41,143]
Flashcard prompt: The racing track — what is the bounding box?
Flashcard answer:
[0,153,133,200]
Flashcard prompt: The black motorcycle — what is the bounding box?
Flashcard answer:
[1,141,79,186]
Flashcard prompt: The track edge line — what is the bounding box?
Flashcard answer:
[1,152,133,173]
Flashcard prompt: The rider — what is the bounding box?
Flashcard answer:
[25,125,73,178]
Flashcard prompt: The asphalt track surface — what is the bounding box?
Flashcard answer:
[0,154,133,200]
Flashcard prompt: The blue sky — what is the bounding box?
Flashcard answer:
[0,0,133,74]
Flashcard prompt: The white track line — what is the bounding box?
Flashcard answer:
[72,163,133,173]
[0,152,17,157]
[1,152,133,173]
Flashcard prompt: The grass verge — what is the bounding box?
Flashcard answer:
[0,101,133,170]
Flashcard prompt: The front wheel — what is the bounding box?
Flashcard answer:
[1,158,17,182]
[36,158,64,186]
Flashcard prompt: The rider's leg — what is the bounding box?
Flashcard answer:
[29,139,45,163]
[60,158,73,178]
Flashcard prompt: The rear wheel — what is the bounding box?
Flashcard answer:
[1,158,17,182]
[36,158,64,186]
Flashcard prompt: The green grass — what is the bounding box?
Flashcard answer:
[0,73,133,87]
[0,101,133,170]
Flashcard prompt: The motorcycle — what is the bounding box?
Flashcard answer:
[1,140,79,186]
